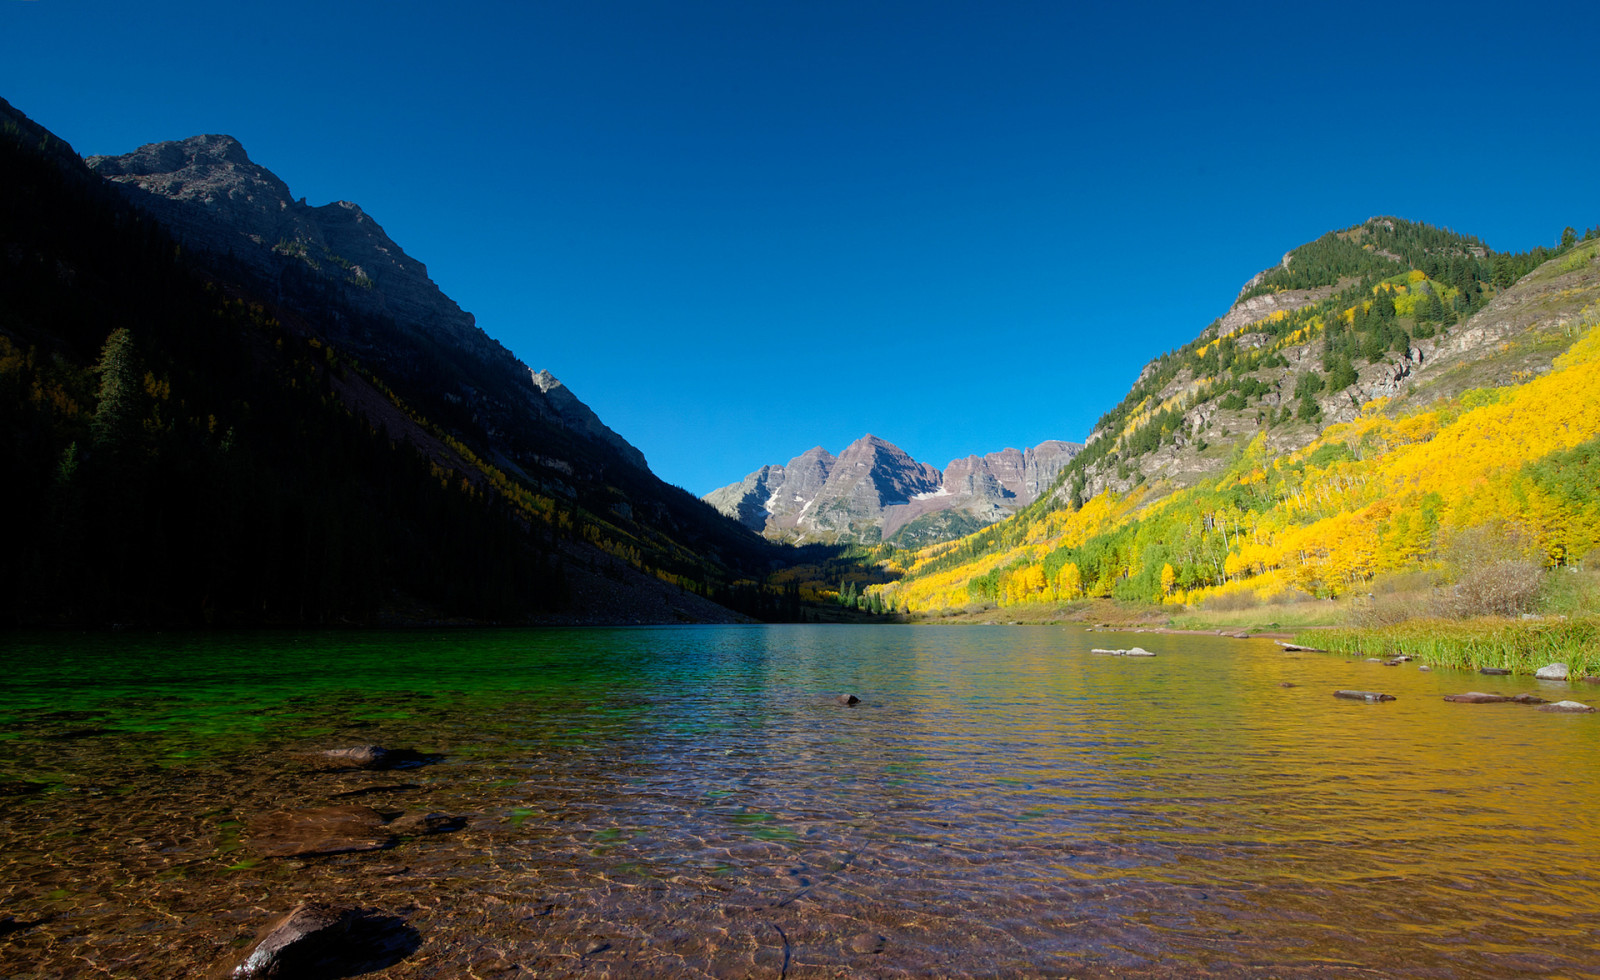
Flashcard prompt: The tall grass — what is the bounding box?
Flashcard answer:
[1300,618,1600,677]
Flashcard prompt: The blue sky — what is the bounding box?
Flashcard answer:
[5,1,1598,495]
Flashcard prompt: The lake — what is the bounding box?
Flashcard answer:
[1,625,1597,978]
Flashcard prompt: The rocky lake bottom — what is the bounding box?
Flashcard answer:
[1,625,1597,978]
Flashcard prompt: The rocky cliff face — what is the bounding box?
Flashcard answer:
[85,134,648,474]
[707,435,1081,545]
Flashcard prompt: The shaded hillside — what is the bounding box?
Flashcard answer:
[0,98,796,626]
[874,220,1600,612]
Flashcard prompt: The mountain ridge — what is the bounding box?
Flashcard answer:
[706,434,1080,546]
[85,133,652,476]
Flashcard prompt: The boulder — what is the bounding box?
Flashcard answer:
[1443,692,1510,703]
[1535,663,1570,681]
[1510,693,1549,704]
[231,903,356,978]
[1479,667,1512,676]
[1334,690,1396,702]
[1125,647,1156,657]
[1538,700,1596,713]
[227,905,421,979]
[836,694,860,706]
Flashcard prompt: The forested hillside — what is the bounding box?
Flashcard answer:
[0,104,803,626]
[872,220,1600,614]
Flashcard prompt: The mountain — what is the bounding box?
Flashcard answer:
[0,96,799,626]
[85,133,650,472]
[706,434,1080,546]
[877,217,1600,613]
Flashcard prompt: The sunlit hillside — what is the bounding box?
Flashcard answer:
[872,226,1600,616]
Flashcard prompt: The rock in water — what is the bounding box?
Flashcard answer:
[319,745,428,769]
[232,903,356,978]
[836,694,860,706]
[1539,701,1596,713]
[1479,667,1512,676]
[386,811,467,836]
[1443,692,1510,703]
[1535,663,1570,681]
[1334,690,1396,702]
[249,805,391,858]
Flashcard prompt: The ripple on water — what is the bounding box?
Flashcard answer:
[1,625,1597,978]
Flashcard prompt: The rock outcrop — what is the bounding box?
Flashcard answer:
[705,435,1080,545]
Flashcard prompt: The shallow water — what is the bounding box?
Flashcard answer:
[1,625,1597,978]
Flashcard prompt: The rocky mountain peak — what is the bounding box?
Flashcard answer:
[705,434,1080,545]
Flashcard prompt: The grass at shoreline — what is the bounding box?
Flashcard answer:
[1298,618,1600,678]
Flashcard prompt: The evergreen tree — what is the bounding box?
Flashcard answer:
[90,328,141,451]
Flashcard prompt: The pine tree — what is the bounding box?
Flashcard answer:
[91,328,141,450]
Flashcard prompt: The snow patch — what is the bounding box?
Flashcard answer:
[912,486,952,501]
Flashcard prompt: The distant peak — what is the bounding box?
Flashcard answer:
[87,133,256,178]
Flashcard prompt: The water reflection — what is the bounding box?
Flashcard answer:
[1,626,1597,977]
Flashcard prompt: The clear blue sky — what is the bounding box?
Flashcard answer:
[5,1,1598,495]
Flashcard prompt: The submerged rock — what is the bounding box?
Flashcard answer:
[1535,663,1570,681]
[249,805,390,858]
[1418,665,1432,672]
[386,812,467,836]
[1539,700,1596,713]
[1443,692,1510,703]
[231,903,356,978]
[848,932,887,954]
[249,805,466,858]
[319,746,428,770]
[1334,690,1396,702]
[1278,682,1297,688]
[1510,693,1549,705]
